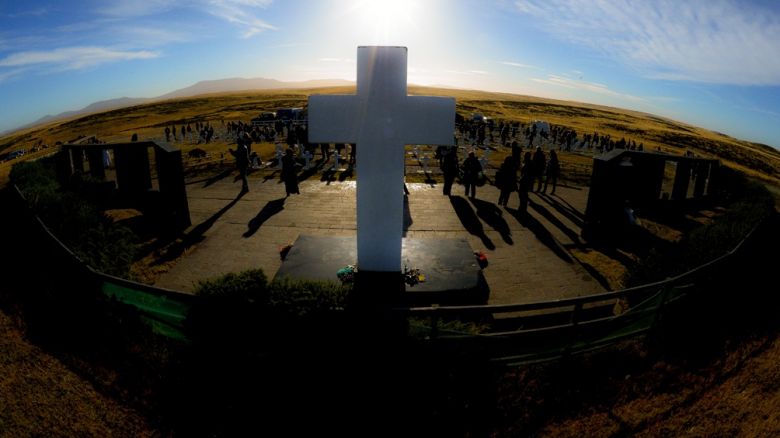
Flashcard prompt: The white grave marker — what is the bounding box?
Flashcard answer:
[275,143,284,169]
[308,46,455,272]
[333,150,341,170]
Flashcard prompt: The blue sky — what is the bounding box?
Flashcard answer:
[1,0,779,148]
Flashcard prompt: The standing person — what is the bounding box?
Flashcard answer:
[544,150,560,194]
[335,143,346,161]
[229,142,250,193]
[348,143,357,165]
[518,152,534,214]
[281,148,300,196]
[532,146,547,192]
[462,151,482,198]
[496,156,517,206]
[441,147,459,196]
[511,140,521,166]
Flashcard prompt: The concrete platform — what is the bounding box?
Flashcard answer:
[153,174,606,305]
[274,235,488,305]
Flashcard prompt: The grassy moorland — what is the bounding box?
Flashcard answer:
[2,86,779,187]
[2,87,780,436]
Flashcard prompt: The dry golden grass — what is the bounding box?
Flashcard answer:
[570,248,633,290]
[0,310,154,436]
[2,86,779,187]
[535,335,780,437]
[3,86,780,437]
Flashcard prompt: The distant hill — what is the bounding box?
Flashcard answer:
[17,97,152,133]
[4,78,354,135]
[2,85,778,187]
[157,78,353,100]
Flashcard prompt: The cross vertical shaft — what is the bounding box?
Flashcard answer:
[308,46,455,272]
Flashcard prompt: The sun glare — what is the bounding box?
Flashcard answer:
[352,0,421,43]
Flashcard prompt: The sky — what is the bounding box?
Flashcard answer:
[1,0,779,148]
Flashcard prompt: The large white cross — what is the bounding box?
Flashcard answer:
[308,46,455,272]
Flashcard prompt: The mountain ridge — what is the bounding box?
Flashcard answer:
[4,77,353,135]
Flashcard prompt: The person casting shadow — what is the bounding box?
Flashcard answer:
[281,148,300,197]
[441,147,459,196]
[461,151,482,198]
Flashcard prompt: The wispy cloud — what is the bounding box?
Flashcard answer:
[445,69,490,76]
[501,61,540,69]
[318,58,355,63]
[206,0,277,38]
[97,0,178,17]
[531,74,645,102]
[0,47,160,70]
[513,0,780,86]
[114,26,193,46]
[7,7,50,18]
[95,0,277,38]
[0,67,28,83]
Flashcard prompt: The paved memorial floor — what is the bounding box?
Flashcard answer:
[154,170,606,304]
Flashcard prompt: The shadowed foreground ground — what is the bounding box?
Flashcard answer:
[0,311,153,437]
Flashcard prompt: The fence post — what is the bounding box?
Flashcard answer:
[652,284,672,330]
[431,314,439,340]
[562,302,584,358]
[648,284,673,349]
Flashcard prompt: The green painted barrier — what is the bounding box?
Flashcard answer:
[102,280,191,341]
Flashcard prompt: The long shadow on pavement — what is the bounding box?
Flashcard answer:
[403,194,413,237]
[297,166,319,183]
[243,197,286,238]
[338,165,354,182]
[528,201,583,247]
[506,205,573,263]
[202,168,233,188]
[154,190,247,265]
[469,197,513,245]
[450,195,495,250]
[263,170,280,183]
[546,192,585,221]
[536,193,585,228]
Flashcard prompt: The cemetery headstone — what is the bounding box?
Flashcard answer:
[275,143,284,169]
[333,150,341,170]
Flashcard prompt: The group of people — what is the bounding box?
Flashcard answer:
[164,121,216,144]
[440,145,560,213]
[229,132,299,197]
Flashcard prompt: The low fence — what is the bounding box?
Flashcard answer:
[11,184,194,341]
[10,182,762,364]
[396,227,754,366]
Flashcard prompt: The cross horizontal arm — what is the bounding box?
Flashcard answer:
[400,96,456,146]
[307,95,360,144]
